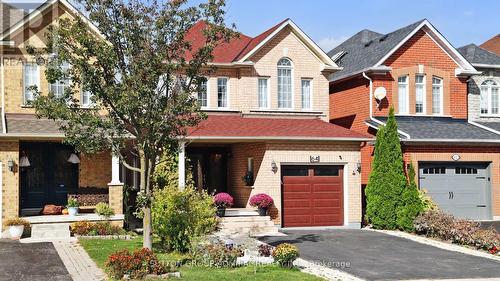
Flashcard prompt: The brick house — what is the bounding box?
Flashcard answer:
[0,0,124,232]
[480,35,500,56]
[178,19,371,228]
[328,19,500,221]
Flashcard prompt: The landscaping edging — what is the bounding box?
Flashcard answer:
[368,229,500,262]
[75,234,131,240]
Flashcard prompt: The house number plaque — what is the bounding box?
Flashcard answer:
[310,156,320,163]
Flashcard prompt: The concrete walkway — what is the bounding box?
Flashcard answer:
[52,240,106,281]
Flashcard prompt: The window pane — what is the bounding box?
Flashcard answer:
[258,78,268,108]
[278,68,292,108]
[217,78,227,108]
[492,87,499,115]
[49,63,70,99]
[432,77,442,114]
[301,79,311,109]
[282,167,308,177]
[81,90,92,107]
[398,76,408,113]
[415,75,424,114]
[480,86,489,114]
[313,167,339,176]
[24,63,39,104]
[197,78,208,107]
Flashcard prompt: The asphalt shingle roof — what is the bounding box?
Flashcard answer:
[368,116,500,140]
[477,122,500,133]
[5,114,63,135]
[457,44,500,66]
[328,20,425,82]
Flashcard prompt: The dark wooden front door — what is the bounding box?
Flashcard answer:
[282,165,344,227]
[20,142,79,210]
[187,147,228,194]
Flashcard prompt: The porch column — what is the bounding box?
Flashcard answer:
[178,141,186,190]
[108,154,123,215]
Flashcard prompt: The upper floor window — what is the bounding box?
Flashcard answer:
[398,75,408,114]
[197,77,208,108]
[217,77,228,108]
[301,79,312,110]
[415,75,425,114]
[49,62,70,99]
[432,77,443,115]
[480,80,499,115]
[23,63,40,105]
[277,58,292,109]
[258,78,269,109]
[81,90,93,107]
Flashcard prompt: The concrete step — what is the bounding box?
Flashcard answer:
[219,225,280,235]
[219,220,275,228]
[220,216,272,223]
[225,209,259,217]
[31,223,71,239]
[218,214,280,235]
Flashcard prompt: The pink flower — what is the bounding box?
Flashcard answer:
[249,193,274,208]
[214,192,234,208]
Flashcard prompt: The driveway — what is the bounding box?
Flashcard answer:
[259,230,500,281]
[0,240,71,281]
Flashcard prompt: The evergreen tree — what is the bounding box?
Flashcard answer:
[397,162,424,231]
[365,107,407,229]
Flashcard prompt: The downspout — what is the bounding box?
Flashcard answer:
[1,53,5,134]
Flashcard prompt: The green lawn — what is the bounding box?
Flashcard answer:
[79,237,323,281]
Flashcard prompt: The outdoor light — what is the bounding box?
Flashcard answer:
[19,154,30,167]
[7,159,15,172]
[67,153,80,164]
[242,157,254,186]
[357,162,362,173]
[271,160,278,173]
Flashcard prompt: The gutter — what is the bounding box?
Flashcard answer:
[361,71,411,139]
[402,138,500,144]
[186,136,373,142]
[468,119,500,135]
[472,63,500,70]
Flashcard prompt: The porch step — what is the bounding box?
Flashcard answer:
[219,215,280,235]
[31,223,71,239]
[224,208,260,217]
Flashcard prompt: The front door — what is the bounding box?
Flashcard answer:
[20,142,79,211]
[188,147,228,194]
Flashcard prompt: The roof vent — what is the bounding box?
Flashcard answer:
[379,34,388,42]
[364,40,373,47]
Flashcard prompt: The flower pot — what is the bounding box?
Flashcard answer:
[258,207,267,216]
[8,225,24,239]
[68,207,79,216]
[216,207,226,217]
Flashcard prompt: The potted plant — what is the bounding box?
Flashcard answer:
[5,218,30,240]
[213,192,233,217]
[249,193,274,216]
[67,198,79,216]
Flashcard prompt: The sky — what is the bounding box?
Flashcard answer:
[216,0,499,52]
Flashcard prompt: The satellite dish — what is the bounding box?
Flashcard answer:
[374,87,387,100]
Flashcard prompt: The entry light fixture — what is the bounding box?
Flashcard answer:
[271,160,278,174]
[357,162,362,173]
[19,153,31,168]
[7,159,15,172]
[67,153,80,164]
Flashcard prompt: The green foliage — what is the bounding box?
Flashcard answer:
[94,202,115,218]
[5,218,30,227]
[70,220,125,236]
[152,186,217,253]
[396,163,424,231]
[105,248,171,279]
[153,151,194,189]
[272,243,300,268]
[67,198,79,207]
[192,242,244,267]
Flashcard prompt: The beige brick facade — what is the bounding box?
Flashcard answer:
[227,141,362,227]
[0,141,20,228]
[79,151,112,188]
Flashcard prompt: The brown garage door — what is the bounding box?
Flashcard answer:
[282,165,344,227]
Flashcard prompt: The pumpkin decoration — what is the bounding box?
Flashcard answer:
[62,209,69,215]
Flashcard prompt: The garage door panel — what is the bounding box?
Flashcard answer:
[419,162,490,220]
[282,165,344,227]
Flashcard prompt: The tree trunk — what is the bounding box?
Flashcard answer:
[139,149,153,250]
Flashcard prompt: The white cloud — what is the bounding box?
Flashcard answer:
[317,36,349,52]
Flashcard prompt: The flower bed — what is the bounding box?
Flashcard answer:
[106,248,173,279]
[70,220,125,236]
[414,210,500,255]
[75,234,131,240]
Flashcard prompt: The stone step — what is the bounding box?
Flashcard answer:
[31,223,71,239]
[219,220,275,228]
[224,209,259,217]
[220,216,272,223]
[219,225,280,235]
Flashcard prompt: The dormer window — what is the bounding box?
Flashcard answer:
[480,80,499,116]
[277,58,293,109]
[432,77,443,115]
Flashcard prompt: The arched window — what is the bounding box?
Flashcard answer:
[480,80,499,115]
[277,58,293,109]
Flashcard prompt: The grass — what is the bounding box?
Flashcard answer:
[79,237,323,281]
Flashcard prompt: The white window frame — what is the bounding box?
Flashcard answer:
[49,62,70,99]
[301,78,313,110]
[197,77,209,109]
[80,89,93,108]
[277,57,293,110]
[415,74,426,114]
[432,76,444,115]
[217,77,229,109]
[258,77,270,109]
[23,62,40,105]
[480,80,500,116]
[397,75,409,114]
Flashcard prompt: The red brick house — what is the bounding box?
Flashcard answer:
[480,34,500,56]
[328,19,500,221]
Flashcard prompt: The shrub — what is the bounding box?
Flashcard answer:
[249,193,274,209]
[396,163,424,232]
[5,218,30,227]
[94,202,115,218]
[258,244,273,257]
[213,192,233,208]
[272,243,299,267]
[419,189,438,212]
[105,248,170,279]
[414,210,455,240]
[152,186,217,253]
[365,108,407,230]
[70,220,124,236]
[192,242,243,268]
[450,218,479,245]
[67,198,79,207]
[471,228,500,252]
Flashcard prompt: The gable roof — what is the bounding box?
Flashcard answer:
[457,44,500,67]
[184,18,339,69]
[480,34,500,56]
[329,19,477,82]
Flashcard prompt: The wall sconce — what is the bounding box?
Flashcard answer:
[357,162,362,173]
[271,160,278,174]
[19,152,30,167]
[7,159,15,172]
[67,152,80,164]
[242,157,254,186]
